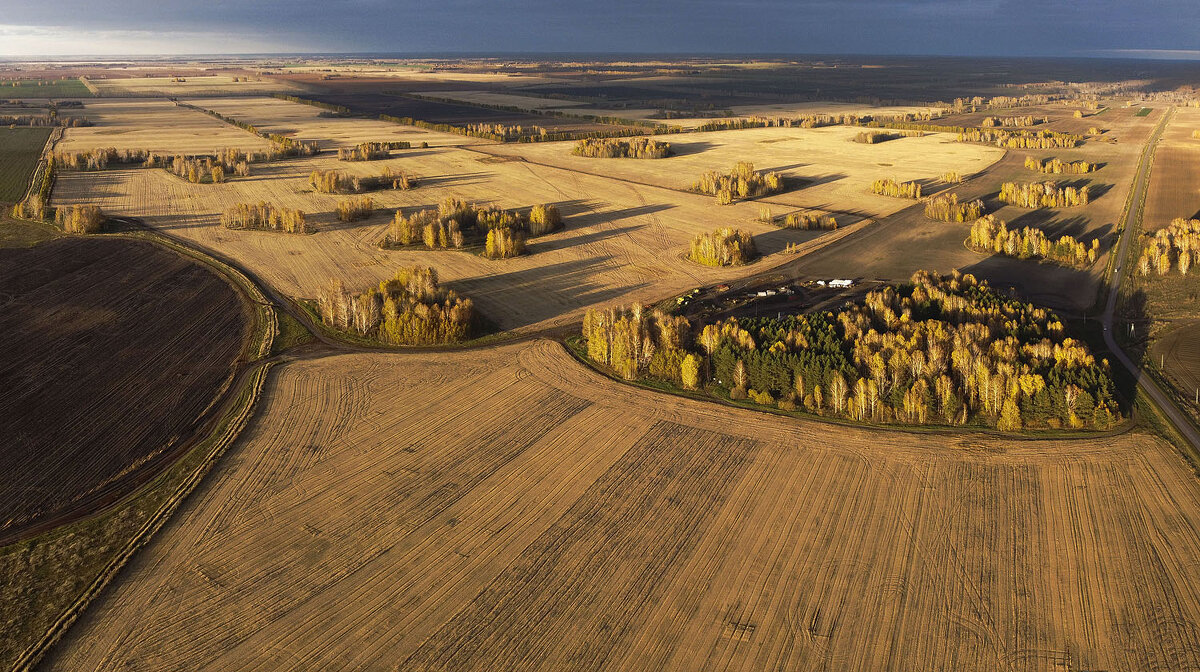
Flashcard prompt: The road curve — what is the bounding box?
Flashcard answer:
[1100,107,1200,451]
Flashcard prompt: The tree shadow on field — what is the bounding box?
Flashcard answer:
[960,254,1097,312]
[751,227,827,255]
[413,172,493,188]
[58,170,127,202]
[666,140,716,156]
[448,255,650,330]
[530,224,643,253]
[560,203,674,230]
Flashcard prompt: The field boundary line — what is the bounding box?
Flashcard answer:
[10,361,274,672]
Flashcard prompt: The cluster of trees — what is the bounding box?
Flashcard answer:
[854,131,919,144]
[336,196,374,222]
[582,270,1119,430]
[572,137,672,158]
[309,167,413,194]
[1024,156,1097,174]
[220,202,307,233]
[382,198,562,255]
[689,227,756,266]
[968,215,1098,267]
[317,266,475,345]
[924,192,985,222]
[1193,130,1200,140]
[999,182,1090,208]
[871,178,922,199]
[693,162,784,204]
[485,228,526,258]
[981,115,1044,127]
[1138,218,1200,276]
[336,141,409,161]
[942,171,963,184]
[779,211,837,230]
[55,204,104,234]
[958,128,1082,149]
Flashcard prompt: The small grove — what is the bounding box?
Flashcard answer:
[572,137,672,158]
[309,167,413,193]
[382,199,563,259]
[689,227,756,266]
[317,266,475,345]
[220,203,307,233]
[925,192,985,222]
[55,204,105,233]
[968,215,1098,267]
[582,270,1119,431]
[337,141,410,161]
[1139,218,1200,276]
[957,128,1082,149]
[871,178,922,199]
[693,162,783,205]
[1025,156,1097,175]
[999,182,1090,208]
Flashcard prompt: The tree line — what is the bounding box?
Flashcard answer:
[382,198,562,259]
[572,137,672,158]
[1025,156,1097,174]
[871,178,922,199]
[582,270,1119,430]
[1139,218,1200,276]
[309,167,413,194]
[11,155,55,221]
[773,209,837,230]
[317,266,475,345]
[981,115,1044,127]
[958,128,1082,149]
[337,141,410,161]
[925,192,985,222]
[855,130,921,144]
[693,162,784,204]
[220,202,307,233]
[999,182,1090,208]
[689,227,756,266]
[968,215,1098,267]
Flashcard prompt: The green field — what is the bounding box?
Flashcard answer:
[0,78,92,99]
[0,127,52,202]
[1136,107,1154,117]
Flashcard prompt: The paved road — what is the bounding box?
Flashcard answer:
[1100,107,1200,450]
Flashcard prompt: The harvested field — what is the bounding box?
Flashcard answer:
[484,125,1005,219]
[43,339,1200,672]
[90,76,303,97]
[51,134,848,332]
[180,96,480,149]
[410,90,591,110]
[0,237,249,537]
[310,92,640,136]
[56,100,273,155]
[0,126,51,201]
[1144,106,1200,231]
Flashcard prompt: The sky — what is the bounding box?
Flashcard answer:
[0,0,1199,58]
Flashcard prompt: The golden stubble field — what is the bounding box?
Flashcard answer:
[483,125,1005,219]
[90,76,305,97]
[41,339,1200,672]
[56,99,947,332]
[1144,105,1200,232]
[56,99,274,155]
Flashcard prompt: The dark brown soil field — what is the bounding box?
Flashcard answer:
[310,92,636,135]
[0,237,249,538]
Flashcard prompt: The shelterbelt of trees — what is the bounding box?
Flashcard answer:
[871,178,922,199]
[999,182,1090,208]
[968,215,1098,267]
[572,137,672,158]
[925,192,985,222]
[382,198,562,259]
[583,270,1119,431]
[337,141,410,161]
[220,202,307,233]
[317,266,475,345]
[1025,156,1097,175]
[52,142,313,182]
[1139,218,1200,276]
[309,167,413,193]
[693,161,783,205]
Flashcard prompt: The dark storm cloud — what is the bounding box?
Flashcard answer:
[2,0,1199,56]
